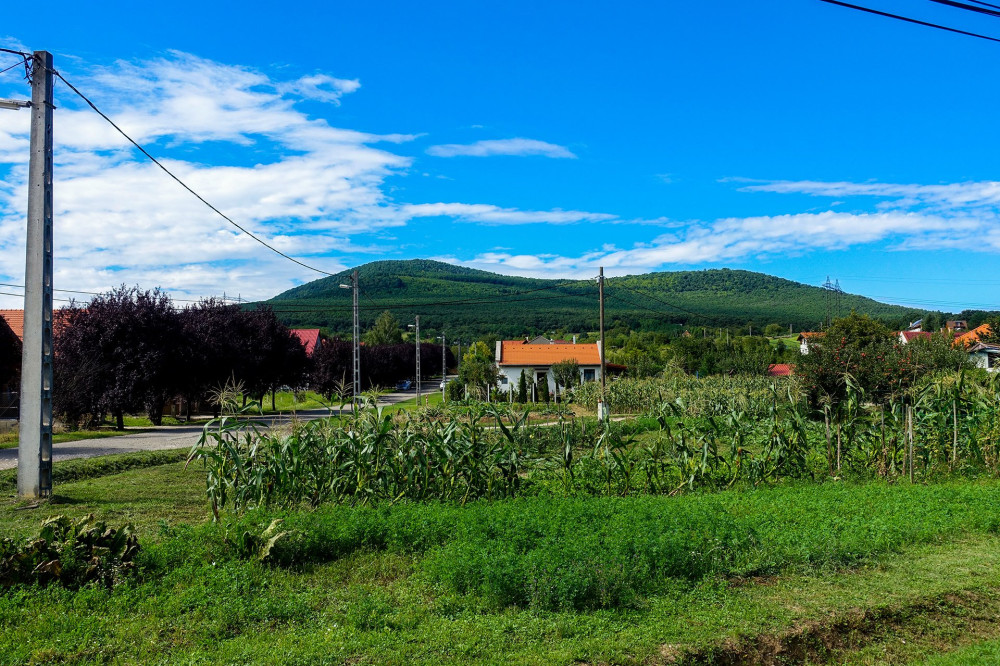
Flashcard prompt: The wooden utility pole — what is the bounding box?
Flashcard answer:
[598,267,606,421]
[18,51,54,498]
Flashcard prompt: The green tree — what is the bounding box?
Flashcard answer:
[458,341,498,400]
[796,312,905,405]
[763,323,785,337]
[363,310,403,346]
[537,374,550,403]
[516,369,528,403]
[550,359,580,400]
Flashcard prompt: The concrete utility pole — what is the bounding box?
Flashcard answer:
[598,266,607,421]
[339,269,360,408]
[18,51,54,498]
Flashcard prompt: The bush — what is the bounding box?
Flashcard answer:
[0,515,139,589]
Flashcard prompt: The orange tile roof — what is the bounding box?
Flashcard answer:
[499,340,601,366]
[767,363,794,377]
[0,310,23,340]
[798,332,823,339]
[954,323,993,348]
[0,309,73,341]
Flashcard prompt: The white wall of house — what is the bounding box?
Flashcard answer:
[799,339,810,355]
[969,351,998,372]
[497,365,602,394]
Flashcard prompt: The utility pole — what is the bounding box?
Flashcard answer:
[17,51,54,499]
[439,333,446,401]
[338,269,360,409]
[408,316,421,406]
[598,266,607,421]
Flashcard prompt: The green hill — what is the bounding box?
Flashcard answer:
[264,259,922,340]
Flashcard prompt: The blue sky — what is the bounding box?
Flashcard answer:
[2,0,1000,312]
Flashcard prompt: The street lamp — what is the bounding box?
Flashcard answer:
[436,334,446,402]
[407,316,420,407]
[339,270,360,409]
[0,98,30,110]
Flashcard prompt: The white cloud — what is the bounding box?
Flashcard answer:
[401,203,614,225]
[440,209,989,279]
[426,138,576,158]
[730,177,1000,211]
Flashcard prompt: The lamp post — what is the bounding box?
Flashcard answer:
[338,270,359,410]
[436,334,446,402]
[407,316,420,407]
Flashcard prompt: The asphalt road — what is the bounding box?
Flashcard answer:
[0,389,420,471]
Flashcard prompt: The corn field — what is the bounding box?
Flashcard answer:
[188,372,1000,514]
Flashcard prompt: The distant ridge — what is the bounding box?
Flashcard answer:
[264,259,923,339]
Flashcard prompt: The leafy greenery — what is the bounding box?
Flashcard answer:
[0,514,139,589]
[363,310,404,346]
[264,259,929,339]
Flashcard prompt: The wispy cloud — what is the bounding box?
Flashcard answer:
[401,203,613,225]
[426,138,576,158]
[442,207,992,279]
[729,177,1000,211]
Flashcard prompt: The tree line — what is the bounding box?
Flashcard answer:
[0,287,454,430]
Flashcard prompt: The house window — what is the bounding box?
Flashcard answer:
[500,376,508,385]
[536,372,546,384]
[583,368,595,382]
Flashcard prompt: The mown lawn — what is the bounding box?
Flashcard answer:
[5,461,1000,663]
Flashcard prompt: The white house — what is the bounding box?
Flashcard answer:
[495,339,605,395]
[797,332,823,355]
[966,342,1000,372]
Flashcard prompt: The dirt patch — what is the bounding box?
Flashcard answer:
[657,587,1000,665]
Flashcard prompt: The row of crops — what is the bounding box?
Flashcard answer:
[187,370,1000,514]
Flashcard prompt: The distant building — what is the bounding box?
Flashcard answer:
[946,320,968,333]
[898,331,933,345]
[906,319,923,332]
[767,363,793,377]
[797,332,823,355]
[954,324,993,348]
[494,339,616,395]
[966,342,1000,372]
[290,328,324,356]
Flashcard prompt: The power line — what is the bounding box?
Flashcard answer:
[50,69,340,278]
[612,281,730,324]
[0,290,72,303]
[816,0,1000,42]
[927,0,1000,18]
[966,0,1000,10]
[0,282,239,304]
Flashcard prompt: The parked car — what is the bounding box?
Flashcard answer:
[395,380,412,390]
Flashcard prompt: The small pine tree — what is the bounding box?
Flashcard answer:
[537,375,550,403]
[517,369,528,403]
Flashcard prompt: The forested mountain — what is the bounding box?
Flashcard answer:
[264,259,923,340]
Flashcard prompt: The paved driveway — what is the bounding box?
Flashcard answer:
[0,390,418,471]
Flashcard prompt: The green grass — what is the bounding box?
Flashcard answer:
[6,464,1000,663]
[918,639,1000,665]
[0,429,145,451]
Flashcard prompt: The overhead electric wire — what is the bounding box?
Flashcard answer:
[0,282,239,304]
[612,281,729,324]
[966,0,1000,10]
[0,290,72,303]
[927,0,1000,18]
[50,69,340,279]
[816,0,1000,42]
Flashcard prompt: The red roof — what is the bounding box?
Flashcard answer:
[0,310,23,340]
[498,340,601,366]
[899,331,933,342]
[290,328,322,356]
[0,309,71,342]
[767,363,793,377]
